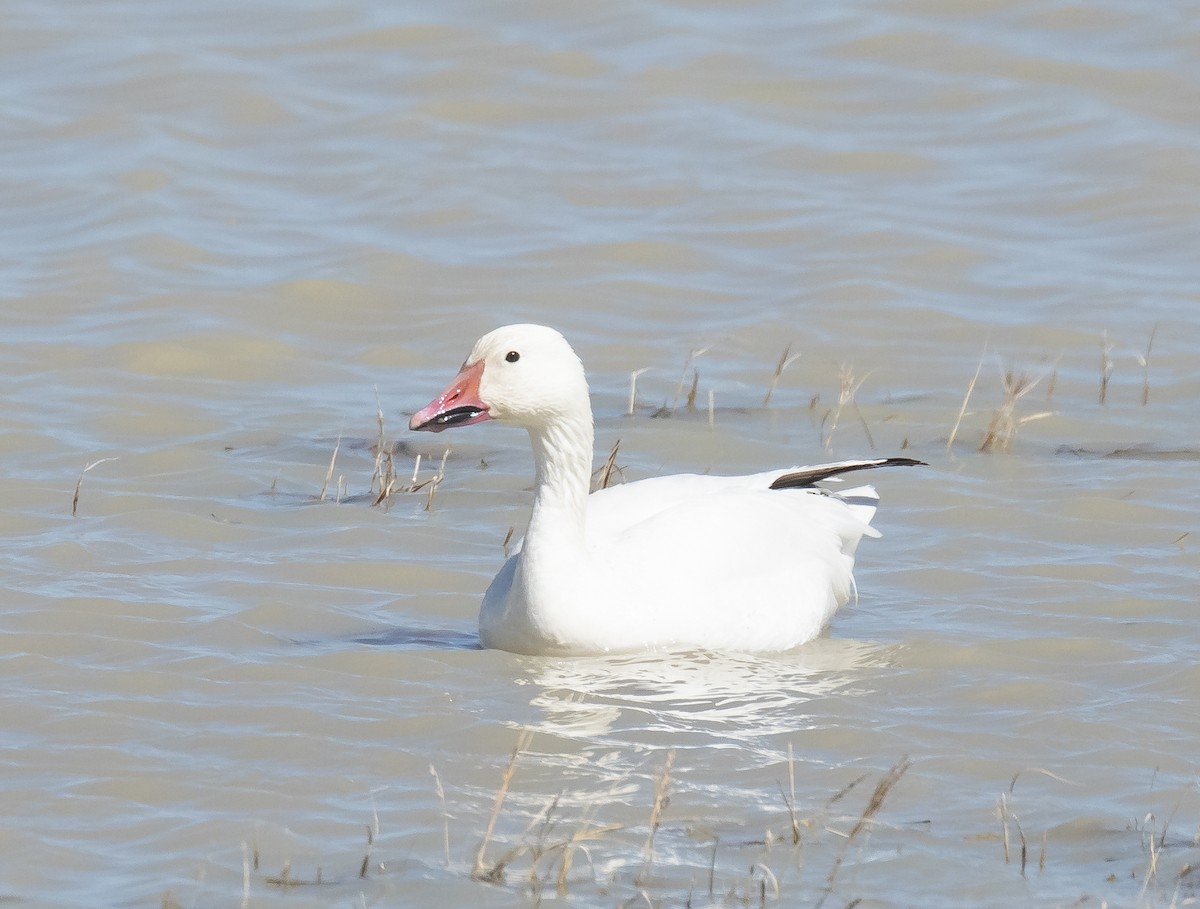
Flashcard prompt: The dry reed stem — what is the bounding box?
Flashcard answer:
[815,756,911,909]
[750,862,780,903]
[1157,795,1187,854]
[979,368,1048,453]
[1138,323,1158,406]
[1014,809,1028,877]
[374,451,428,507]
[825,772,870,810]
[319,430,342,501]
[485,793,621,898]
[948,340,988,452]
[370,386,387,495]
[708,836,719,897]
[71,457,119,517]
[686,368,699,412]
[240,841,251,908]
[593,439,621,491]
[267,859,293,888]
[371,453,396,506]
[1017,815,1027,877]
[997,792,1029,876]
[628,368,650,416]
[1008,767,1079,792]
[822,365,871,451]
[707,389,715,430]
[998,793,1011,864]
[359,822,373,879]
[1140,813,1160,900]
[369,392,399,505]
[553,819,588,895]
[763,343,801,407]
[424,449,449,512]
[524,793,562,894]
[852,400,875,450]
[1042,352,1063,404]
[778,742,801,845]
[473,730,534,881]
[555,841,579,897]
[672,347,710,414]
[843,757,910,844]
[637,749,676,885]
[1099,330,1115,404]
[554,818,623,896]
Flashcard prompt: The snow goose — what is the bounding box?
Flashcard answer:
[410,324,922,655]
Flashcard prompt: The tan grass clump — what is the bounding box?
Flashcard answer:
[821,364,874,451]
[762,343,802,407]
[978,368,1052,453]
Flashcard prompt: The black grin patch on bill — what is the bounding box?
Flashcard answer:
[420,405,485,431]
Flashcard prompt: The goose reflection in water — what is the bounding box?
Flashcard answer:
[517,638,896,741]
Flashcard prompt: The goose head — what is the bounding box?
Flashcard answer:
[410,324,590,434]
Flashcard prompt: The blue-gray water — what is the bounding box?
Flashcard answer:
[2,1,1198,907]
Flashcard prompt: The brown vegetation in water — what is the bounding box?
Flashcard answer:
[290,327,1171,515]
[173,737,1200,909]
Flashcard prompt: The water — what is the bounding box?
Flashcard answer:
[2,0,1198,906]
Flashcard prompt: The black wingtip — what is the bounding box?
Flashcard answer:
[769,457,927,490]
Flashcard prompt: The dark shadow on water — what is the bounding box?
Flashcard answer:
[350,624,483,650]
[1058,444,1200,460]
[290,624,483,651]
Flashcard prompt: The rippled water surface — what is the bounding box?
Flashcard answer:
[2,1,1198,907]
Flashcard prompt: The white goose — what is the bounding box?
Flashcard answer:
[410,324,921,655]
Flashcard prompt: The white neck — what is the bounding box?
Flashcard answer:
[525,406,595,549]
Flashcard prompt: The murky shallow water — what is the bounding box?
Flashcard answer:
[2,1,1198,907]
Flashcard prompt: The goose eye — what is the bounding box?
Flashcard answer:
[505,350,520,363]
